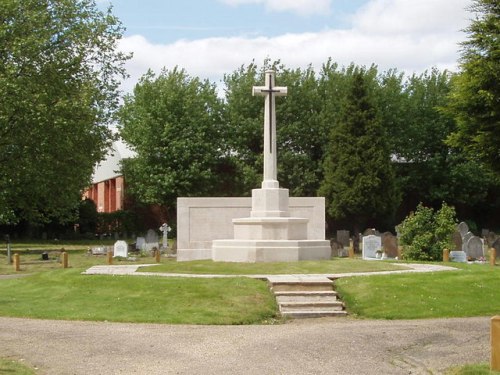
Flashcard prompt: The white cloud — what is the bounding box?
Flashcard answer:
[118,0,472,94]
[219,0,332,16]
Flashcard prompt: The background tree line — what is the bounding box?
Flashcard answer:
[1,0,498,238]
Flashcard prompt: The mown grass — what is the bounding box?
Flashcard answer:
[140,258,408,274]
[446,364,500,374]
[0,269,278,324]
[336,263,500,319]
[0,358,36,375]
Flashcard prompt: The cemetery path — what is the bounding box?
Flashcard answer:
[0,316,489,375]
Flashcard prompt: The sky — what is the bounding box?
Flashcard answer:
[96,0,475,93]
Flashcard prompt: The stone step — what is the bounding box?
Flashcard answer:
[274,290,339,300]
[269,280,334,292]
[279,301,344,311]
[280,310,348,319]
[276,295,339,304]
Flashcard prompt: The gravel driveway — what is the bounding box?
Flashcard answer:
[0,316,490,374]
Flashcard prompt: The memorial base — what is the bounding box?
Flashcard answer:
[212,239,331,262]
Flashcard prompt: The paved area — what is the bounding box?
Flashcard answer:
[82,263,458,280]
[0,316,490,374]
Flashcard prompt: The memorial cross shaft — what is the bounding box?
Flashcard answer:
[252,70,287,189]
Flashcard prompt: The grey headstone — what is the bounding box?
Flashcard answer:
[145,229,159,251]
[91,246,106,255]
[363,228,377,236]
[481,229,490,238]
[450,250,467,263]
[113,240,128,258]
[336,230,350,248]
[462,231,473,252]
[135,237,146,250]
[362,234,382,259]
[457,222,469,237]
[465,236,484,260]
[492,238,500,259]
[486,232,498,247]
[330,240,343,257]
[381,232,398,258]
[451,231,463,251]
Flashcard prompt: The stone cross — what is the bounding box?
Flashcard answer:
[252,70,287,189]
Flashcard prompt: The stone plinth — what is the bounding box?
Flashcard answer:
[212,239,331,262]
[251,188,289,217]
[233,217,308,240]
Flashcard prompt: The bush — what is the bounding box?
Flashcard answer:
[397,202,457,261]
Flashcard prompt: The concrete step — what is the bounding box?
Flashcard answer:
[279,301,344,311]
[281,310,348,319]
[274,291,339,303]
[269,279,334,292]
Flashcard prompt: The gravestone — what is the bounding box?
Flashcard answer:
[492,238,500,259]
[91,246,107,255]
[381,232,398,258]
[451,231,463,251]
[362,234,382,259]
[145,229,159,251]
[135,237,146,251]
[330,240,343,257]
[461,231,473,252]
[457,222,469,237]
[363,228,377,236]
[113,240,128,258]
[336,230,350,248]
[486,232,498,247]
[481,229,490,238]
[159,223,171,249]
[464,236,484,260]
[450,250,467,263]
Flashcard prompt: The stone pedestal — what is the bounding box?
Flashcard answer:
[212,187,330,262]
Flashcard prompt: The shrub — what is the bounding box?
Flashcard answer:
[397,202,457,261]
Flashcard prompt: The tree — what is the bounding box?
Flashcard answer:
[118,68,227,214]
[446,0,500,174]
[319,68,399,233]
[0,0,129,224]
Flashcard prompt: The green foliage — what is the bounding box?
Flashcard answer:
[319,66,399,231]
[119,68,228,209]
[0,0,129,225]
[397,202,457,261]
[446,0,500,175]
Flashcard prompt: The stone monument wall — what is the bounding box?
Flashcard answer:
[177,197,327,261]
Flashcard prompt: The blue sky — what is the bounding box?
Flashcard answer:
[97,0,474,93]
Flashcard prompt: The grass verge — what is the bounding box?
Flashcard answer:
[336,263,500,319]
[0,270,278,324]
[0,358,36,374]
[445,363,500,374]
[140,258,408,274]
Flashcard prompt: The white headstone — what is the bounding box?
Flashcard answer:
[136,237,146,250]
[450,250,467,263]
[362,234,382,259]
[113,240,128,258]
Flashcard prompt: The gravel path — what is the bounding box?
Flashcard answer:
[0,316,490,374]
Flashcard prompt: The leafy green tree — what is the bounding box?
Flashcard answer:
[223,61,327,196]
[119,68,227,213]
[0,0,129,224]
[446,0,500,174]
[319,68,399,233]
[397,202,457,261]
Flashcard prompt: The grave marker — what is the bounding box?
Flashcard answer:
[362,234,382,259]
[113,240,128,258]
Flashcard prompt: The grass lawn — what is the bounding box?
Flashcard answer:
[336,263,500,319]
[0,269,278,324]
[445,364,500,374]
[140,258,408,274]
[0,358,36,375]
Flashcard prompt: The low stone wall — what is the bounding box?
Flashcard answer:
[177,197,326,261]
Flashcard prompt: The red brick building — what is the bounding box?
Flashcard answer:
[83,142,133,213]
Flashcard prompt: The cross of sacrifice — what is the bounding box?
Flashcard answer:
[252,70,287,188]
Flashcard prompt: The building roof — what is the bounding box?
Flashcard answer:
[92,140,136,184]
